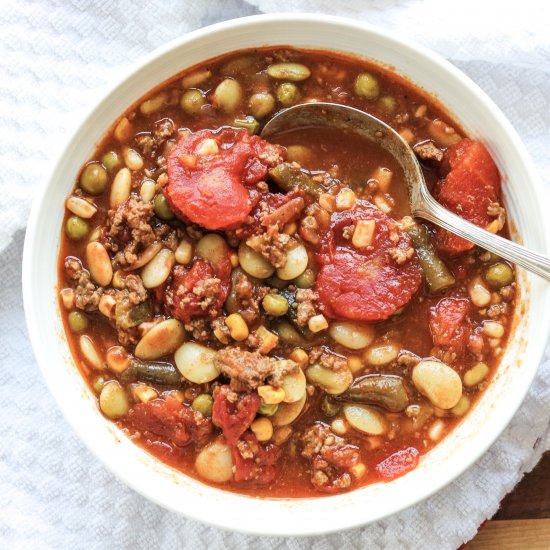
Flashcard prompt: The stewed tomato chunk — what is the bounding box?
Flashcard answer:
[435,139,502,255]
[165,128,286,230]
[316,201,422,321]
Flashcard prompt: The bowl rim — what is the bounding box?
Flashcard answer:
[22,12,550,537]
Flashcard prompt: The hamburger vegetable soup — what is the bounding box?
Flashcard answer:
[58,48,516,497]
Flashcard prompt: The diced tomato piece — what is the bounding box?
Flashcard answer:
[165,128,285,230]
[315,200,422,321]
[375,447,420,481]
[231,432,282,485]
[212,386,260,445]
[430,297,471,350]
[435,139,501,255]
[126,396,212,448]
[164,255,231,323]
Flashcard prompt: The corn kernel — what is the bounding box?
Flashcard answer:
[283,221,297,235]
[196,138,219,156]
[335,188,356,211]
[250,417,273,441]
[308,314,329,333]
[350,463,367,479]
[255,326,279,354]
[289,348,309,369]
[225,313,249,342]
[331,418,349,435]
[319,193,336,212]
[371,167,393,193]
[132,383,158,404]
[352,219,376,248]
[230,253,240,267]
[347,355,363,374]
[258,385,286,404]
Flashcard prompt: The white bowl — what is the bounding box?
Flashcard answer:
[23,13,550,536]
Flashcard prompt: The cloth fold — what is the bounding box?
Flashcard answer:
[1,1,548,548]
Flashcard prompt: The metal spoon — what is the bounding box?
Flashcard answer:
[261,102,550,282]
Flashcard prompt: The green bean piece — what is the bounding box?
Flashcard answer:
[233,115,260,135]
[404,220,456,293]
[294,268,315,289]
[121,358,182,387]
[115,300,153,330]
[273,319,308,346]
[65,216,89,241]
[354,72,380,100]
[321,395,341,418]
[101,151,122,174]
[262,293,289,316]
[265,275,287,290]
[258,401,279,416]
[484,262,513,289]
[192,394,214,416]
[180,89,205,115]
[68,311,89,332]
[154,194,175,220]
[269,163,323,197]
[336,374,409,413]
[80,162,108,195]
[276,82,301,106]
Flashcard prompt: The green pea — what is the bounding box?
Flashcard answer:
[354,72,380,100]
[378,95,397,113]
[276,82,300,106]
[321,395,341,418]
[258,401,279,416]
[485,262,513,289]
[192,394,213,417]
[180,89,205,115]
[80,162,108,195]
[262,293,289,316]
[65,216,89,241]
[101,151,122,174]
[92,375,106,393]
[68,311,89,333]
[233,115,260,134]
[154,194,174,220]
[294,268,315,289]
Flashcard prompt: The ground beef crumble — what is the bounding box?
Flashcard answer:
[308,346,347,371]
[216,348,298,392]
[232,272,269,325]
[64,257,103,311]
[413,140,443,163]
[301,423,360,492]
[295,289,319,326]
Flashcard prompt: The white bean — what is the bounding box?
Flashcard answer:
[343,404,388,435]
[272,394,306,427]
[174,342,219,384]
[213,78,242,113]
[123,147,144,171]
[469,277,491,307]
[141,248,175,289]
[140,179,156,202]
[305,363,352,395]
[134,319,185,360]
[482,321,504,339]
[79,335,104,370]
[412,359,462,409]
[329,322,375,350]
[99,381,129,419]
[280,367,307,403]
[139,92,168,116]
[238,243,274,279]
[110,168,132,207]
[196,234,230,270]
[363,342,399,365]
[175,239,194,265]
[66,196,97,219]
[195,440,234,483]
[60,288,74,310]
[86,242,113,286]
[276,242,308,280]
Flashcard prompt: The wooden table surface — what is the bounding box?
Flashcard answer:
[466,450,550,548]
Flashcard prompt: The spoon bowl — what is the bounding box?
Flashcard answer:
[262,102,550,281]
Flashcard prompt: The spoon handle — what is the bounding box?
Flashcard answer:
[416,193,550,282]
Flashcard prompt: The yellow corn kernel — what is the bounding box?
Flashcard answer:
[350,463,367,479]
[352,219,376,248]
[308,314,329,333]
[289,348,309,369]
[272,426,292,445]
[196,138,219,156]
[258,385,286,404]
[250,417,274,441]
[319,193,336,213]
[60,288,74,310]
[255,326,279,354]
[486,219,500,234]
[283,221,297,235]
[230,253,239,267]
[371,167,393,193]
[225,313,249,342]
[132,383,158,404]
[347,355,363,374]
[335,188,356,211]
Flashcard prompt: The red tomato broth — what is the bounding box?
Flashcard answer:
[57,46,516,498]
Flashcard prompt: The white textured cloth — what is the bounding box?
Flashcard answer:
[1,1,549,548]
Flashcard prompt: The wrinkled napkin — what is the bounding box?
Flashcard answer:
[1,0,549,548]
